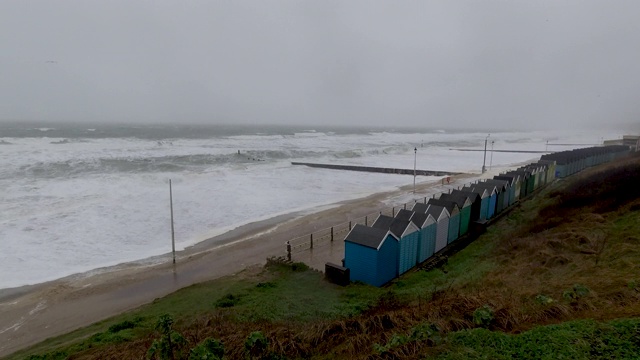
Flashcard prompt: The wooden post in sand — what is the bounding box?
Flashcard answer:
[286,241,291,261]
[349,221,352,231]
[365,216,368,226]
[310,233,313,249]
[331,227,334,242]
[392,207,395,216]
[169,179,176,264]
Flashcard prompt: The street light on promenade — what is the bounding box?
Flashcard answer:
[489,140,495,170]
[413,147,417,194]
[482,134,490,173]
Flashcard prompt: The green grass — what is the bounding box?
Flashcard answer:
[437,318,640,359]
[7,261,382,360]
[389,229,499,301]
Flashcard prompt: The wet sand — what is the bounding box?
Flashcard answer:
[0,168,510,357]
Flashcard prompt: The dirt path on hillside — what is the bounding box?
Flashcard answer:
[0,168,510,357]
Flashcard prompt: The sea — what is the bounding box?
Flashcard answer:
[0,122,620,290]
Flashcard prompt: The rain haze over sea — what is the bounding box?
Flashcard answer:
[0,122,621,289]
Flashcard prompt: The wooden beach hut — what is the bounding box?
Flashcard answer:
[451,189,482,222]
[507,170,531,198]
[423,204,450,253]
[372,215,420,276]
[537,160,557,184]
[344,224,399,287]
[428,198,460,244]
[468,183,498,219]
[440,193,472,236]
[494,174,520,205]
[462,186,490,221]
[395,209,437,264]
[523,164,542,189]
[483,179,510,212]
[520,168,536,194]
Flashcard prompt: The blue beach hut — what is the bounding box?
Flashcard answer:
[344,224,399,287]
[463,185,495,220]
[372,215,420,276]
[474,184,498,219]
[396,209,437,264]
[483,179,510,213]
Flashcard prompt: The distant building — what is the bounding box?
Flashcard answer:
[603,135,639,151]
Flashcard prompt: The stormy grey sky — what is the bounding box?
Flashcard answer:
[1,1,639,130]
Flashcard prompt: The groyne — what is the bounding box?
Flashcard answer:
[291,162,462,177]
[449,149,552,154]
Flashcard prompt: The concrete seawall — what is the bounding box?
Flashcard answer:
[291,162,462,177]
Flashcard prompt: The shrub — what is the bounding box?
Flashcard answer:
[108,319,138,333]
[535,294,554,305]
[215,293,240,308]
[563,284,591,302]
[256,281,276,289]
[473,305,495,328]
[189,337,224,360]
[147,314,187,360]
[245,331,269,358]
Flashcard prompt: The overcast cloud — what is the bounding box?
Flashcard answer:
[1,1,639,130]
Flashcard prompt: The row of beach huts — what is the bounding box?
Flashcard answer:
[336,145,630,287]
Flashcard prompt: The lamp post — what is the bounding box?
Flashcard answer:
[169,179,175,264]
[413,147,417,194]
[489,140,495,170]
[482,133,490,173]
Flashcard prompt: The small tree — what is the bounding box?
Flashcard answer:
[147,314,186,360]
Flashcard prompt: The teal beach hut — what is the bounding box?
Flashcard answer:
[451,189,482,222]
[344,224,399,287]
[440,193,472,236]
[494,174,520,205]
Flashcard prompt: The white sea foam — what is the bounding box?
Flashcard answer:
[0,127,622,289]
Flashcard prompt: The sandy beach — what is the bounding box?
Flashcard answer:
[0,168,507,357]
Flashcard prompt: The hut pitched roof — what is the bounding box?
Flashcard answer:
[428,198,460,215]
[372,214,418,238]
[426,204,450,221]
[344,224,397,249]
[396,209,431,228]
[412,202,430,213]
[440,193,472,208]
[461,186,490,199]
[451,189,481,203]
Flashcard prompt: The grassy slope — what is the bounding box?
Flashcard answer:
[10,153,640,360]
